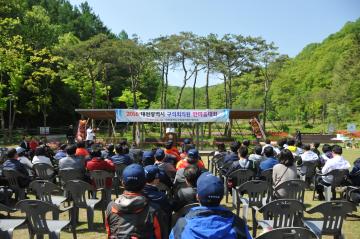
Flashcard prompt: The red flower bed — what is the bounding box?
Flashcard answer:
[267,131,289,137]
[336,130,360,138]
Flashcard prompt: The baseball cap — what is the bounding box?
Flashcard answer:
[142,151,155,166]
[122,164,146,191]
[183,138,191,144]
[154,149,165,160]
[187,149,199,164]
[165,140,173,149]
[197,173,224,206]
[143,151,154,159]
[16,147,26,154]
[144,165,160,182]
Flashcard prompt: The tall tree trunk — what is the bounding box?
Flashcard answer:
[263,72,269,133]
[0,73,6,142]
[223,74,228,108]
[7,103,17,143]
[131,76,138,109]
[228,74,232,109]
[160,64,165,109]
[176,57,189,109]
[8,102,12,143]
[43,109,47,127]
[8,101,17,143]
[130,69,139,142]
[205,64,212,137]
[192,69,198,109]
[0,111,6,143]
[11,107,16,132]
[160,64,165,138]
[89,68,96,109]
[107,87,112,137]
[227,74,233,136]
[90,76,96,128]
[163,64,169,137]
[192,69,199,136]
[176,84,187,109]
[223,73,229,137]
[164,63,169,109]
[263,90,268,132]
[205,67,210,110]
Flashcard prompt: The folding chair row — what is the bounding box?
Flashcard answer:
[0,200,76,239]
[313,169,349,202]
[28,179,105,231]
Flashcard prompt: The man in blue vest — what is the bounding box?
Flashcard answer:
[170,173,252,239]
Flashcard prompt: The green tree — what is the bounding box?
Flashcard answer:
[151,36,176,109]
[58,34,109,109]
[25,48,62,127]
[22,5,60,49]
[73,2,113,40]
[0,17,27,141]
[116,89,148,109]
[198,34,218,110]
[198,34,220,136]
[169,32,199,109]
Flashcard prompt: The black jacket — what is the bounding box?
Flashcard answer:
[106,192,165,239]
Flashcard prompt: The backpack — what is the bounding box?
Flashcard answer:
[107,202,157,239]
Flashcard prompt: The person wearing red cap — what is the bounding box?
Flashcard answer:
[176,149,205,171]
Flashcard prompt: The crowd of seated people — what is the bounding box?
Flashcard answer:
[0,135,359,238]
[220,138,357,201]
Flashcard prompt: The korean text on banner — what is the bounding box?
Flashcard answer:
[115,109,230,123]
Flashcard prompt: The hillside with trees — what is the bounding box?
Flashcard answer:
[163,18,360,131]
[0,0,160,136]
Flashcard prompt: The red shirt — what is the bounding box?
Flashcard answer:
[176,159,205,170]
[165,147,181,162]
[86,158,115,187]
[75,148,89,158]
[29,140,38,151]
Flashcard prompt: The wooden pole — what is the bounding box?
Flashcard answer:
[196,123,200,149]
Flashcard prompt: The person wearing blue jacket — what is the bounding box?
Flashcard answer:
[143,165,172,215]
[110,144,133,165]
[3,148,31,188]
[170,173,252,239]
[259,146,279,172]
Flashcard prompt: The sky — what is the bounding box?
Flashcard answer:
[68,0,360,87]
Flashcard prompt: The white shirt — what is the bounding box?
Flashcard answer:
[86,128,95,141]
[248,154,264,163]
[300,150,319,174]
[19,156,33,169]
[32,155,53,166]
[301,150,319,162]
[321,155,350,184]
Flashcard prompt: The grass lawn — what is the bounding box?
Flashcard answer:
[5,148,360,239]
